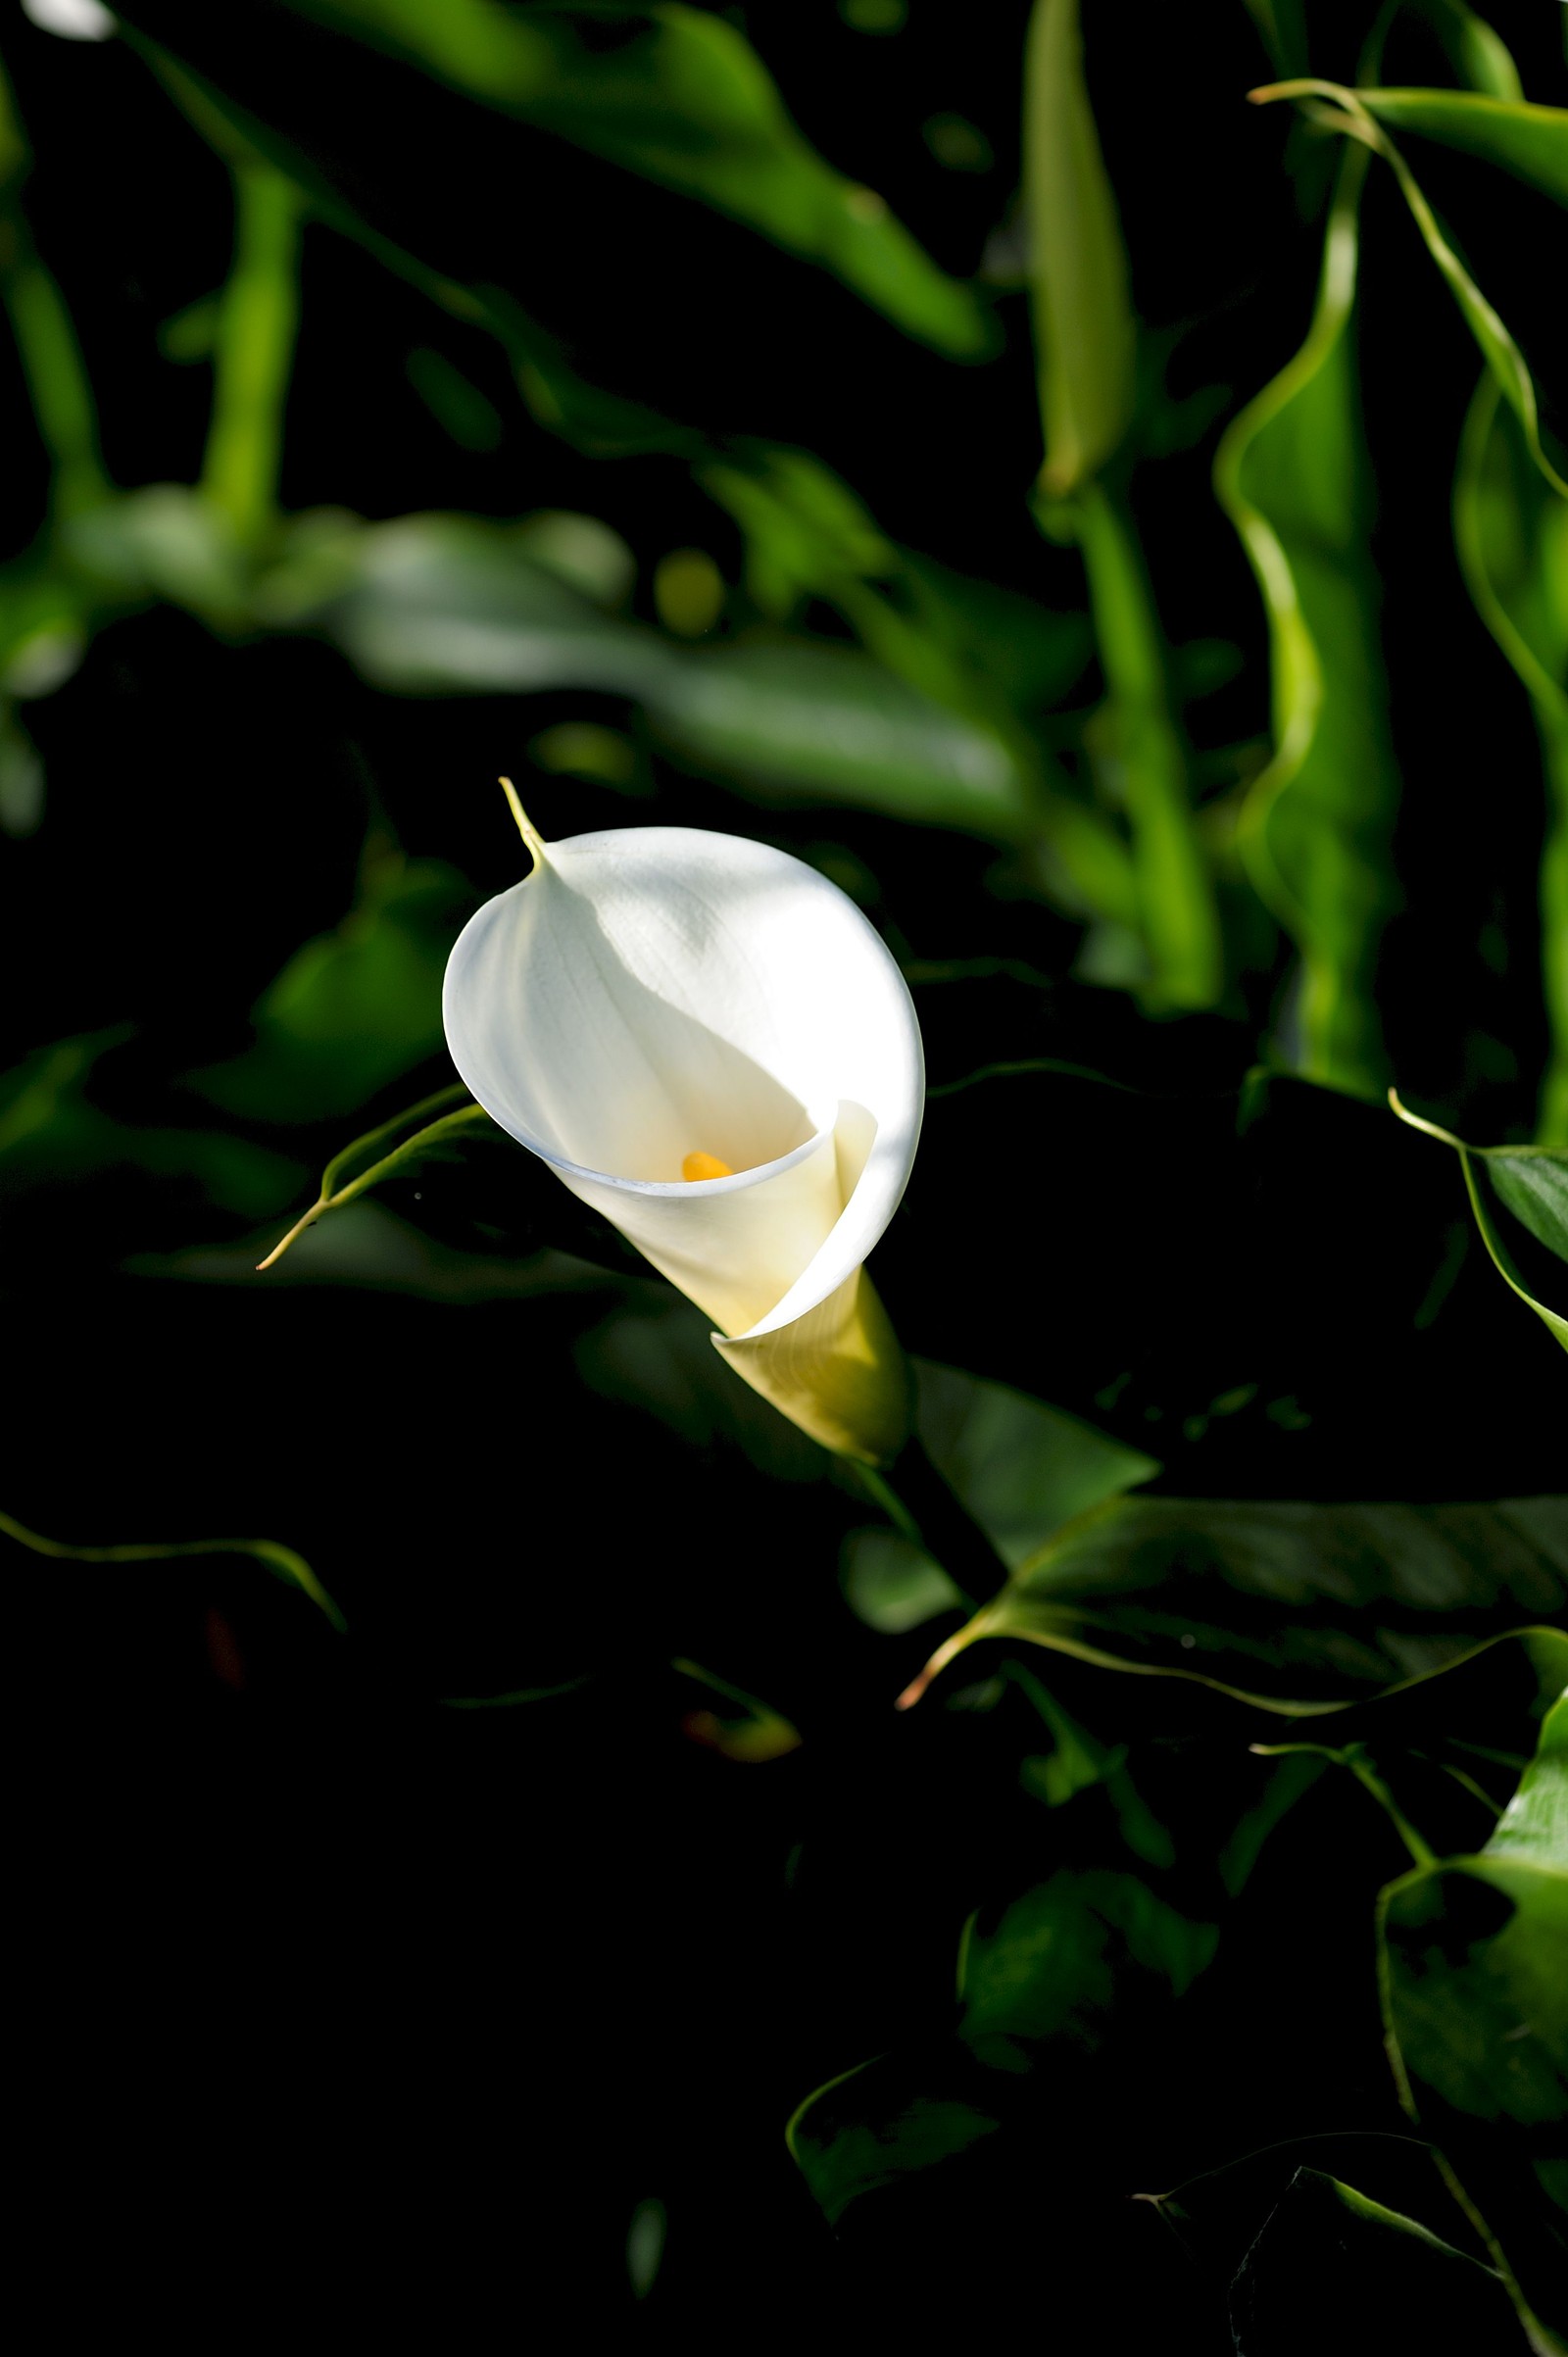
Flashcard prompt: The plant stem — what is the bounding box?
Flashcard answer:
[202,164,301,549]
[852,1435,1010,1612]
[1072,477,1223,1009]
[0,58,108,521]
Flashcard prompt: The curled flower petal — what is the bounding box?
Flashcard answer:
[442,821,923,1460]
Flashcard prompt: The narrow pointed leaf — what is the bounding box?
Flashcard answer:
[1253,82,1567,496]
[116,0,995,361]
[1024,0,1136,493]
[1214,150,1397,1093]
[1352,89,1568,208]
[1453,377,1568,1141]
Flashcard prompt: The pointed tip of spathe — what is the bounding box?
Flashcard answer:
[499,776,548,872]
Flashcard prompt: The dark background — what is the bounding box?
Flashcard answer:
[7,2,1565,2343]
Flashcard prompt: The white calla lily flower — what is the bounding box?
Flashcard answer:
[442,801,924,1461]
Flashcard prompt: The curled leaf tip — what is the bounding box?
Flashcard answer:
[499,775,548,870]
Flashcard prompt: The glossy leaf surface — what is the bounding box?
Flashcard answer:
[905,1494,1568,1712]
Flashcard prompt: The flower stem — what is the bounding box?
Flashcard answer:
[852,1436,1010,1613]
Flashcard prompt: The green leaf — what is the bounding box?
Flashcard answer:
[1408,2,1523,104]
[957,1868,1217,2052]
[643,640,1036,843]
[913,1359,1160,1572]
[1379,1697,1568,2349]
[1227,2167,1517,2356]
[1390,1095,1568,1353]
[1453,376,1568,1141]
[789,1866,1215,2228]
[1023,0,1135,494]
[1489,1693,1567,1869]
[253,1084,491,1272]
[1352,89,1568,208]
[122,0,996,361]
[0,1504,345,1632]
[0,1028,304,1230]
[1214,148,1398,1094]
[190,851,474,1125]
[786,2048,1003,2230]
[841,1359,1157,1635]
[901,1495,1568,1715]
[1253,83,1567,497]
[1381,1858,1568,2343]
[284,512,667,699]
[273,507,1080,855]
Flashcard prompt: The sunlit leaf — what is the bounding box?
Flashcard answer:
[644,640,1033,842]
[1488,1692,1567,1869]
[1227,2167,1517,2355]
[284,509,1083,855]
[1407,2,1523,105]
[1021,1,1218,1007]
[1453,376,1568,1141]
[1351,88,1568,208]
[913,1360,1159,1571]
[901,1494,1568,1715]
[1023,0,1135,495]
[117,0,995,362]
[1214,148,1398,1094]
[1252,82,1567,497]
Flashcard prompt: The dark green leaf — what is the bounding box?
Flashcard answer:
[1379,1704,1568,2345]
[841,1359,1157,1634]
[1228,2167,1517,2356]
[190,852,474,1125]
[786,2047,1002,2230]
[0,1028,304,1227]
[903,1495,1568,1714]
[957,1868,1217,2052]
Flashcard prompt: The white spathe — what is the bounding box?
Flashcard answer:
[442,819,924,1461]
